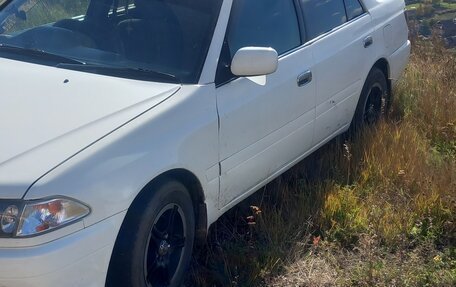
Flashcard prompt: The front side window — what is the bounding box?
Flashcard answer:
[227,0,301,56]
[216,0,301,85]
[0,0,223,83]
[299,0,347,40]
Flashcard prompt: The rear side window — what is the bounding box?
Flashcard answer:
[227,0,301,56]
[344,0,364,20]
[299,0,347,40]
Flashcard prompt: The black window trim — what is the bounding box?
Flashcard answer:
[293,0,307,46]
[342,0,350,21]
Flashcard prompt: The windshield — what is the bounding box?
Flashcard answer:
[0,0,222,83]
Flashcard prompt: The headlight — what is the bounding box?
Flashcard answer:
[0,197,90,238]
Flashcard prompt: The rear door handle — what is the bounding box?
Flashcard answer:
[297,70,312,87]
[364,36,373,48]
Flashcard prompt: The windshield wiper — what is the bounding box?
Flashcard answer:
[0,44,85,65]
[0,44,180,83]
[57,63,180,83]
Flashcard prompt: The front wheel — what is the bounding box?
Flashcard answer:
[351,67,388,132]
[107,180,195,287]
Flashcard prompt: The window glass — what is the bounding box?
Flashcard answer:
[299,0,347,40]
[227,0,301,56]
[0,0,223,83]
[344,0,364,20]
[216,0,301,85]
[2,0,90,33]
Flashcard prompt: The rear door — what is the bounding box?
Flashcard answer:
[299,0,374,144]
[216,0,316,208]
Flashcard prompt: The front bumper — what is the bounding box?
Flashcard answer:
[0,211,125,287]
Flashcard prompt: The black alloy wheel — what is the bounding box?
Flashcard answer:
[106,179,195,287]
[351,67,388,132]
[144,203,187,286]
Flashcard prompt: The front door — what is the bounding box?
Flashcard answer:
[216,0,316,208]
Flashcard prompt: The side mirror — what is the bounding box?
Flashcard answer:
[231,47,278,77]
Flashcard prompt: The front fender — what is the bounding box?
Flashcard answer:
[25,85,219,242]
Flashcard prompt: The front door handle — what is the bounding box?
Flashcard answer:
[297,70,312,87]
[364,36,373,48]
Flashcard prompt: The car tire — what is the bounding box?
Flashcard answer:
[106,179,195,287]
[351,67,388,132]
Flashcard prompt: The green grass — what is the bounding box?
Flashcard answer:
[406,1,456,10]
[187,40,456,286]
[406,4,420,10]
[435,11,456,20]
[439,2,456,10]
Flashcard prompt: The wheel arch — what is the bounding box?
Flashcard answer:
[372,58,392,101]
[106,168,209,284]
[153,169,208,243]
[106,168,206,286]
[130,168,208,244]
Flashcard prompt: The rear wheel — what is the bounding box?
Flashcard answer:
[107,180,195,287]
[351,67,388,132]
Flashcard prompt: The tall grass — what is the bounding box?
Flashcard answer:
[187,41,456,286]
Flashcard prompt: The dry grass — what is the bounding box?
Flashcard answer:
[186,41,456,287]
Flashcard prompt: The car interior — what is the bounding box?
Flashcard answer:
[0,0,220,82]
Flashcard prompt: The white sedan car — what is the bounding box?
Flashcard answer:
[0,0,410,286]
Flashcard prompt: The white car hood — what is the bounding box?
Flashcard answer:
[0,58,180,198]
